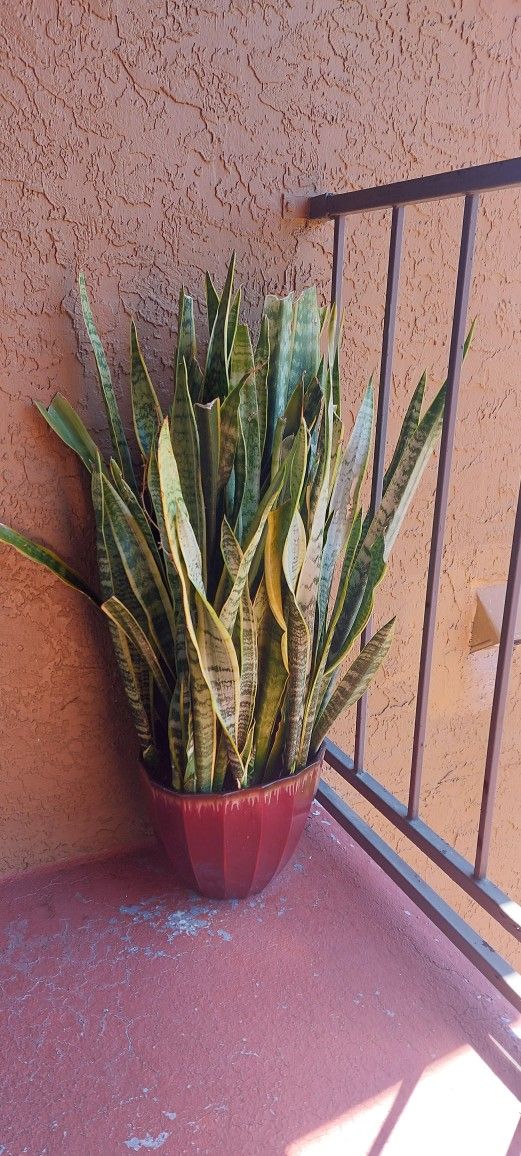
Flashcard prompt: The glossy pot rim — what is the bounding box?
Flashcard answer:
[140,742,326,804]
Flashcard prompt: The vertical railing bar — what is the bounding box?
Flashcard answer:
[354,205,405,771]
[330,215,346,316]
[408,193,480,818]
[474,480,521,879]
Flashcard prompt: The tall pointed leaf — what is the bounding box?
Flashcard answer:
[101,595,172,703]
[34,394,103,475]
[195,398,221,567]
[171,360,207,571]
[78,273,137,491]
[131,320,162,460]
[288,286,321,395]
[0,523,100,605]
[263,293,293,459]
[312,619,395,751]
[205,254,236,400]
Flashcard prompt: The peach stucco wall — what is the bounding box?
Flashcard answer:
[1,3,519,962]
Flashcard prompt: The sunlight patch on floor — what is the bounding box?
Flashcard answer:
[286,1045,520,1156]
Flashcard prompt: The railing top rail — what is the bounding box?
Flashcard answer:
[306,156,521,219]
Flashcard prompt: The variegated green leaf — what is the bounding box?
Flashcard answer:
[288,286,321,395]
[186,632,217,792]
[157,421,244,779]
[254,314,269,458]
[195,398,221,564]
[253,578,287,779]
[101,474,176,674]
[101,595,172,702]
[78,273,137,491]
[0,522,100,605]
[317,380,373,634]
[382,372,426,495]
[220,478,278,637]
[264,293,293,458]
[175,289,198,398]
[312,619,395,751]
[205,254,236,400]
[327,533,386,676]
[205,274,220,336]
[34,393,103,475]
[91,461,154,752]
[131,320,162,460]
[171,359,207,572]
[109,459,164,576]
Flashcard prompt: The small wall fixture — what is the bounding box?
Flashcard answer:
[470,583,521,652]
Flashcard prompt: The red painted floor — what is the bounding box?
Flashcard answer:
[1,804,520,1156]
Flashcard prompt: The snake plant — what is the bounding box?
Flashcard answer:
[0,256,464,792]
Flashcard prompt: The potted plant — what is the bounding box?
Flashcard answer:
[0,256,461,899]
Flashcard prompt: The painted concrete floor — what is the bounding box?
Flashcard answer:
[1,803,520,1156]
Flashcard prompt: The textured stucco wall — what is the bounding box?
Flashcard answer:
[1,2,520,961]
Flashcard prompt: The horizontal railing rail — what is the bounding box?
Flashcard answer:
[303,157,521,1011]
[307,156,521,218]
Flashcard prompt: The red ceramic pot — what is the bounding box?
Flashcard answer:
[140,746,325,900]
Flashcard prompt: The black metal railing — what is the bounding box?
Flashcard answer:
[304,157,521,1011]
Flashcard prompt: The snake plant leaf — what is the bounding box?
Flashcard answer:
[218,372,248,491]
[282,381,304,440]
[109,459,164,575]
[91,462,155,752]
[227,289,241,369]
[382,371,426,496]
[237,583,257,751]
[130,321,162,460]
[234,327,261,538]
[111,625,155,752]
[212,733,229,792]
[327,534,386,677]
[254,314,269,458]
[264,503,290,634]
[168,688,184,790]
[146,441,181,604]
[311,618,396,752]
[92,459,144,616]
[34,394,103,475]
[264,293,293,458]
[282,590,310,773]
[78,273,137,492]
[101,595,172,703]
[218,519,257,750]
[220,480,279,637]
[0,523,101,606]
[253,578,288,779]
[157,421,243,772]
[282,507,307,593]
[263,715,286,782]
[299,509,363,766]
[282,505,311,772]
[195,398,221,566]
[101,475,176,674]
[175,289,198,397]
[318,380,374,635]
[361,381,446,569]
[230,418,246,536]
[329,410,345,499]
[205,273,220,336]
[288,286,321,396]
[186,631,217,792]
[171,358,207,574]
[296,377,333,640]
[183,713,197,793]
[230,322,260,536]
[205,253,236,401]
